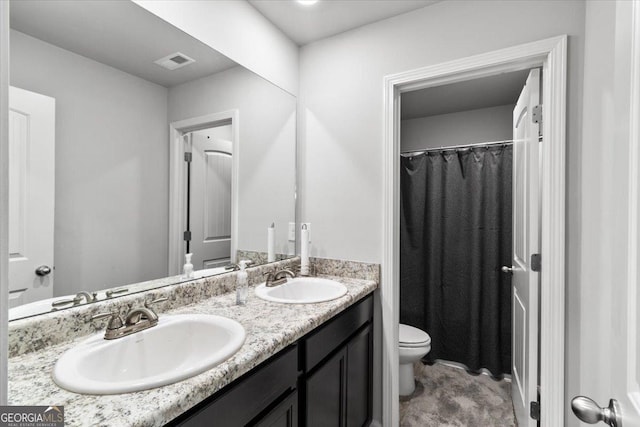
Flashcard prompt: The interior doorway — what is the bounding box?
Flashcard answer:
[8,86,55,308]
[382,36,567,426]
[184,125,234,271]
[397,67,540,426]
[168,110,239,277]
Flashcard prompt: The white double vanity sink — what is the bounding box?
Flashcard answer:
[7,258,377,426]
[52,276,348,395]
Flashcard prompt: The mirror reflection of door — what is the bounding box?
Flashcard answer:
[186,125,233,270]
[8,86,55,308]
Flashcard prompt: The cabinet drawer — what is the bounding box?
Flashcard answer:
[170,344,298,426]
[303,294,373,371]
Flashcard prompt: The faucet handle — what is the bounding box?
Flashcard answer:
[51,298,78,308]
[144,297,168,309]
[90,312,124,330]
[106,288,128,298]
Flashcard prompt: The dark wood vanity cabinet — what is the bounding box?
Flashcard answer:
[167,294,373,427]
[344,325,374,427]
[253,390,298,427]
[168,345,299,427]
[302,297,373,427]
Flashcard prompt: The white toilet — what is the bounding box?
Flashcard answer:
[399,323,431,396]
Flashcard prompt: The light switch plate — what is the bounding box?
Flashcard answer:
[288,222,296,241]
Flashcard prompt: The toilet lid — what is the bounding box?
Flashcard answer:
[399,324,431,347]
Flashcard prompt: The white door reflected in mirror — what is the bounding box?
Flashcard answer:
[8,86,55,309]
[188,126,234,270]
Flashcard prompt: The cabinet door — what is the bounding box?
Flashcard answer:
[306,348,347,427]
[170,346,298,426]
[346,325,373,427]
[253,390,298,427]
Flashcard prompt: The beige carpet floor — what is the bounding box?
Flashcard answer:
[399,362,516,427]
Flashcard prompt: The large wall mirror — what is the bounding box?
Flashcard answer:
[7,1,297,320]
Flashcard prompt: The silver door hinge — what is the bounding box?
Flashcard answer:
[531,253,541,272]
[530,401,540,420]
[183,230,191,242]
[184,152,192,162]
[532,104,542,124]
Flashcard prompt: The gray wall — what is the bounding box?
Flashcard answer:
[168,66,296,257]
[299,0,584,263]
[10,30,169,296]
[400,105,514,152]
[298,1,585,424]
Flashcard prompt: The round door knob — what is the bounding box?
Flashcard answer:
[571,396,622,427]
[501,266,514,274]
[35,265,52,276]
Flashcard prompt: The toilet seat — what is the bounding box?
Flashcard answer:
[399,324,431,348]
[398,324,431,396]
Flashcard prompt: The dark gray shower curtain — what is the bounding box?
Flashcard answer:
[400,145,512,377]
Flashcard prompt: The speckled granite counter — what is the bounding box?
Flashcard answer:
[8,274,377,426]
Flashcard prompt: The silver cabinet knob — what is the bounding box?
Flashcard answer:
[501,266,514,274]
[35,265,52,276]
[571,396,622,427]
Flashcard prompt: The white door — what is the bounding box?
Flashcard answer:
[570,1,640,425]
[188,129,233,270]
[510,68,541,427]
[8,86,55,307]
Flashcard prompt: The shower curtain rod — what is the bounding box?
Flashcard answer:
[400,139,514,156]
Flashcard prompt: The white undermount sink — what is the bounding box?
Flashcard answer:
[52,314,245,394]
[255,277,348,304]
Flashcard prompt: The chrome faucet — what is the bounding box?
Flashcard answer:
[90,297,168,340]
[125,306,159,326]
[90,311,125,339]
[75,291,97,304]
[264,269,296,287]
[51,291,98,309]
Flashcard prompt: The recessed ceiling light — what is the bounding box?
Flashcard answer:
[298,0,319,5]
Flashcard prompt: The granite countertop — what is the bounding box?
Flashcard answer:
[8,275,377,427]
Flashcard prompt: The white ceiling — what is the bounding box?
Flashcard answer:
[248,0,439,46]
[10,1,238,88]
[401,70,531,119]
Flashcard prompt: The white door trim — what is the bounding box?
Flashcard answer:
[0,0,9,406]
[168,110,239,276]
[382,35,567,426]
[624,0,640,416]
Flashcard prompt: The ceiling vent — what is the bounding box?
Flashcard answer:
[154,52,195,70]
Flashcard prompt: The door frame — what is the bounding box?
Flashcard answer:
[629,0,640,413]
[0,0,9,406]
[168,110,239,276]
[382,35,567,426]
[613,0,640,421]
